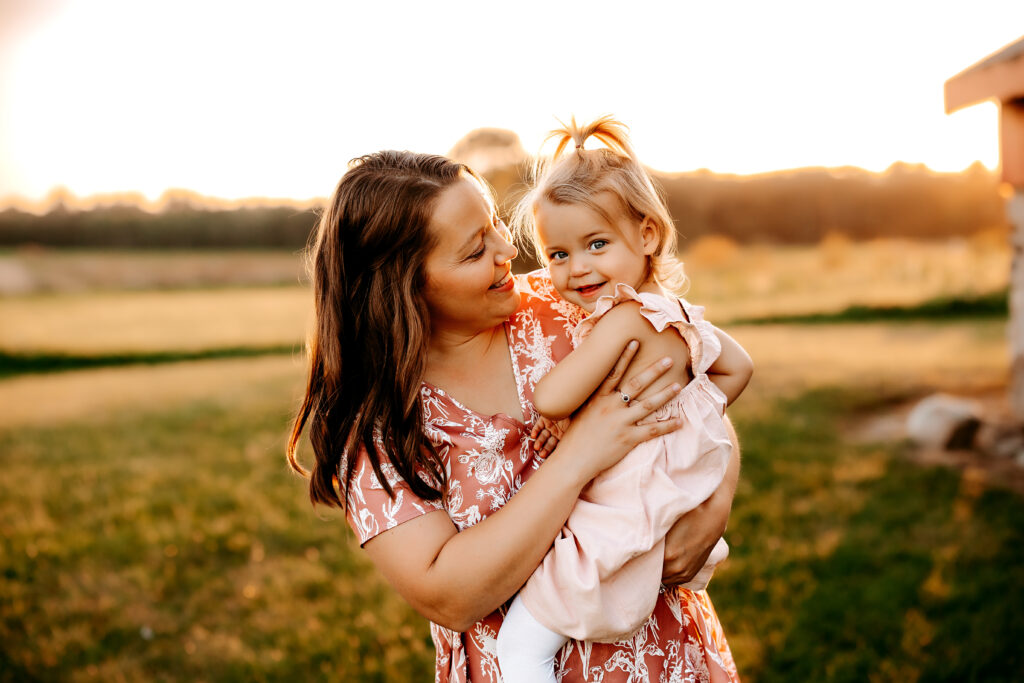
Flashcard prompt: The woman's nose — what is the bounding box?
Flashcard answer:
[494,226,518,263]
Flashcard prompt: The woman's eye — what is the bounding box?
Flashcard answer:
[468,243,486,260]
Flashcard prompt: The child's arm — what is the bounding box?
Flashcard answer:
[534,302,646,420]
[706,327,753,405]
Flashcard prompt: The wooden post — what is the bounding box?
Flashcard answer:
[1002,100,1024,187]
[945,39,1024,419]
[1011,190,1024,420]
[1002,98,1024,421]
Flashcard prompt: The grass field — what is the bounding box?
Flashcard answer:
[0,287,311,354]
[680,233,1009,323]
[0,389,434,682]
[1,239,1021,681]
[0,317,1020,681]
[0,235,1010,356]
[0,249,304,295]
[720,387,1024,682]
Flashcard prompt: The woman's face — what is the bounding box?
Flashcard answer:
[422,176,520,336]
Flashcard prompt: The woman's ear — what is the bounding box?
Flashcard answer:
[640,216,659,255]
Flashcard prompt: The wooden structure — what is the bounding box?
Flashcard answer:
[946,36,1024,419]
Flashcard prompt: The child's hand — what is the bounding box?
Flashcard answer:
[530,416,565,458]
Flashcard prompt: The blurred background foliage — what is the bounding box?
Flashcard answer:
[0,155,1005,252]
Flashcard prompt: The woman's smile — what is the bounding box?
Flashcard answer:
[490,270,514,292]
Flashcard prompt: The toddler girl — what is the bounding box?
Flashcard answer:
[495,117,753,683]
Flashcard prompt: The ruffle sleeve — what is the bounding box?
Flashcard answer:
[571,283,722,376]
[677,297,723,375]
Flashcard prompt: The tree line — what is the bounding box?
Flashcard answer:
[0,162,1006,250]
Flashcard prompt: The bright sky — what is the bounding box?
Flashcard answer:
[1,0,1021,203]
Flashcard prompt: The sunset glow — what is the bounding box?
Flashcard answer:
[1,0,1021,203]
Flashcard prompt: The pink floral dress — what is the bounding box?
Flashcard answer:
[345,270,741,683]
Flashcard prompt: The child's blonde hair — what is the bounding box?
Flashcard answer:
[516,116,687,294]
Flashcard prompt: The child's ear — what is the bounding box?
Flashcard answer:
[640,216,659,255]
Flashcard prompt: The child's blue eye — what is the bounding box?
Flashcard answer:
[548,251,568,262]
[589,240,608,250]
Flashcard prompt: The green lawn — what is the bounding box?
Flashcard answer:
[719,388,1024,682]
[0,395,433,682]
[1,379,1022,681]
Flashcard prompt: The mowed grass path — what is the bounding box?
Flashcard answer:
[1,318,1022,680]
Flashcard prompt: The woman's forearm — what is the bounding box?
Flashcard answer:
[418,446,593,629]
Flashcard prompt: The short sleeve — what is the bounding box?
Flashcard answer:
[344,445,445,546]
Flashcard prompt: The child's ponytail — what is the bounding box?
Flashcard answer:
[546,115,637,163]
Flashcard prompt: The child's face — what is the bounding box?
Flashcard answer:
[535,193,656,313]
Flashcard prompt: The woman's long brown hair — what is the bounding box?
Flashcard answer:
[287,151,471,509]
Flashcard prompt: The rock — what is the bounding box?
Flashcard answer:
[906,394,983,450]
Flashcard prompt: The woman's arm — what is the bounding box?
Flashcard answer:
[533,302,645,420]
[706,327,753,405]
[661,415,741,584]
[363,346,684,631]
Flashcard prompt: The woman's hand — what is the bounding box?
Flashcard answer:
[551,341,684,487]
[662,416,741,584]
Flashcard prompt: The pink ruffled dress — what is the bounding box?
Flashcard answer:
[518,283,734,643]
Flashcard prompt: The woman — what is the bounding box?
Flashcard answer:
[288,150,741,681]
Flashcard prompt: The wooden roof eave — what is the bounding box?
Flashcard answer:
[945,36,1024,113]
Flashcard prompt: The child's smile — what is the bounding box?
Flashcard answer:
[574,282,606,298]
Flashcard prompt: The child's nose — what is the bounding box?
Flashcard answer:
[569,257,590,276]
